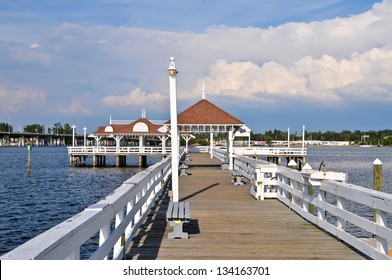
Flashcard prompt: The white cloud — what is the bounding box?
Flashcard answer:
[196,46,392,105]
[10,45,52,65]
[102,87,169,110]
[55,99,92,116]
[0,86,46,113]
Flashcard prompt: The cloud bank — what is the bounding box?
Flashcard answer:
[1,0,392,130]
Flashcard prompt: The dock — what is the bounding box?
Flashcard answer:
[126,152,365,260]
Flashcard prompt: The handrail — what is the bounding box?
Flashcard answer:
[234,146,307,156]
[212,147,227,162]
[230,154,392,260]
[68,146,171,155]
[0,156,172,260]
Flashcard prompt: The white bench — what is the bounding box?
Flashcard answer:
[179,163,189,176]
[231,171,244,186]
[166,201,191,239]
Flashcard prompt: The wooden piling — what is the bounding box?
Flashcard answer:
[373,158,382,237]
[139,155,147,167]
[373,158,382,192]
[27,145,31,174]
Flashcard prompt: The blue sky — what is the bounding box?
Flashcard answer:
[1,0,391,135]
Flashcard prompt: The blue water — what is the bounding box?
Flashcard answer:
[0,146,391,257]
[0,146,160,256]
[305,146,392,238]
[306,146,392,192]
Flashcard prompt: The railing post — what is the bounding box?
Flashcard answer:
[301,182,309,212]
[125,200,135,242]
[99,224,110,260]
[317,186,326,221]
[375,209,388,255]
[254,167,264,200]
[336,196,346,231]
[113,210,125,259]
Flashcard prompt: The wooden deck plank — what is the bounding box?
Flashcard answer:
[126,152,366,260]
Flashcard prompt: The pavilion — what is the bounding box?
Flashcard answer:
[89,111,169,166]
[163,95,251,169]
[88,92,251,168]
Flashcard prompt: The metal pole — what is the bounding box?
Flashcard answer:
[169,57,179,203]
[83,126,87,147]
[302,125,305,149]
[72,124,76,146]
[287,127,290,148]
[210,132,213,158]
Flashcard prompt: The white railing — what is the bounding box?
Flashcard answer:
[68,146,171,155]
[233,154,270,182]
[1,156,172,260]
[212,147,228,162]
[234,146,307,156]
[229,155,392,260]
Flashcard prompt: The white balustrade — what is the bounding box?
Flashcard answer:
[228,153,392,260]
[1,156,172,260]
[68,146,172,155]
[233,146,307,156]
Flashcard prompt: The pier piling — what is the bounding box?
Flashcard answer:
[373,158,383,238]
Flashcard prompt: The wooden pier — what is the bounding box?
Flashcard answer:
[67,146,169,167]
[126,152,365,260]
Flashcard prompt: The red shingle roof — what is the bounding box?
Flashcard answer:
[167,99,244,125]
[93,118,165,135]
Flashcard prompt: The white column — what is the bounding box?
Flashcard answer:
[94,136,102,146]
[169,57,179,203]
[72,124,76,146]
[159,135,169,154]
[115,135,123,152]
[287,127,290,148]
[83,126,87,147]
[210,132,214,158]
[182,134,194,153]
[228,129,234,170]
[139,135,144,153]
[302,125,305,149]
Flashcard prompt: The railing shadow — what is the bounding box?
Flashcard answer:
[126,187,170,260]
[180,183,220,201]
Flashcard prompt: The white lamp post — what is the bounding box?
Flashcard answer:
[71,124,76,146]
[169,57,179,203]
[83,126,87,147]
[287,127,290,148]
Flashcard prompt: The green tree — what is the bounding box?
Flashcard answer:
[0,122,13,132]
[53,122,63,134]
[63,123,73,134]
[24,124,45,133]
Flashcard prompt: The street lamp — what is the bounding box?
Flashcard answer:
[72,124,76,146]
[169,57,179,203]
[83,126,87,147]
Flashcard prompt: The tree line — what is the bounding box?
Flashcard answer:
[0,122,75,134]
[2,122,392,146]
[252,129,392,146]
[186,130,392,146]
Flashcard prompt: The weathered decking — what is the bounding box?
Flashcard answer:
[126,152,366,260]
